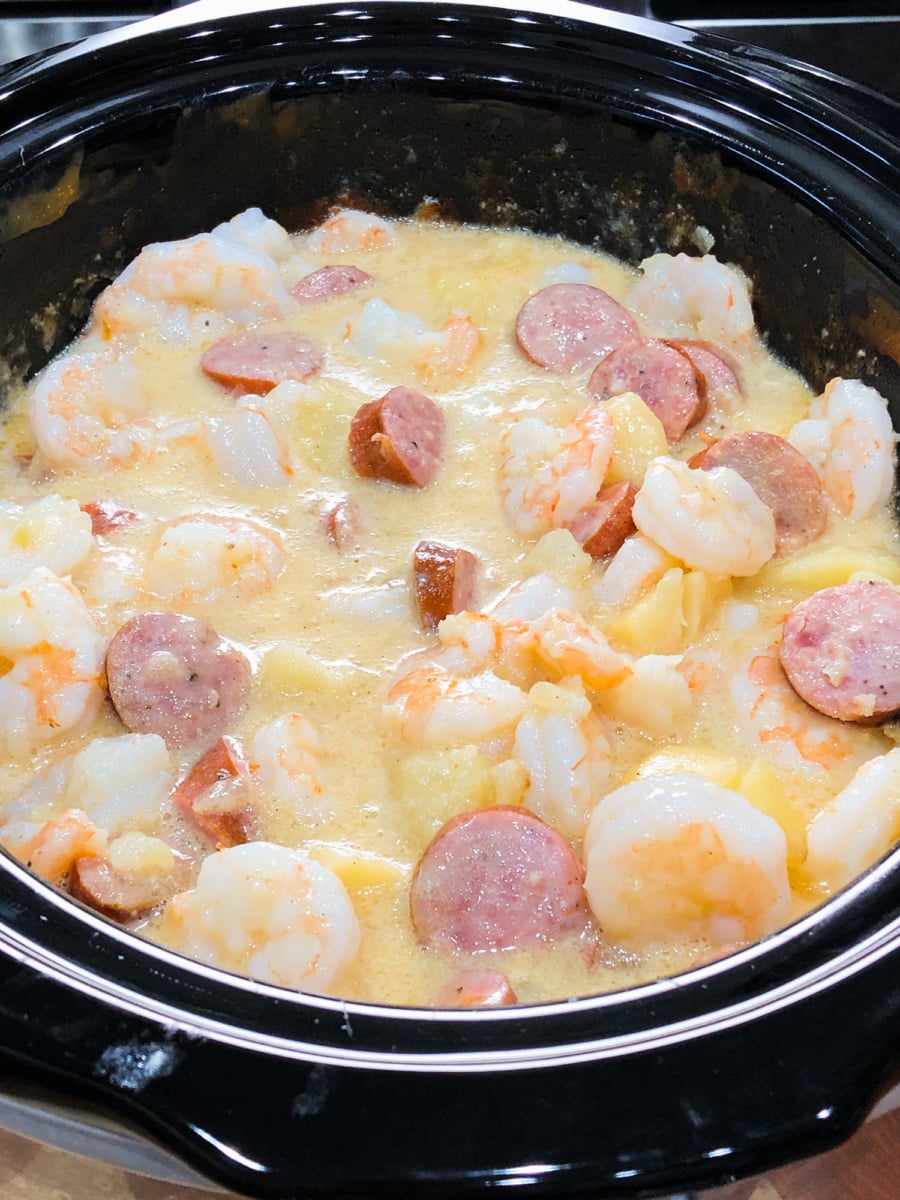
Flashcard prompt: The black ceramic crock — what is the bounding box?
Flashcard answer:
[0,2,898,1196]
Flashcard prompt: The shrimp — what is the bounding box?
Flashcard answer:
[383,665,527,751]
[147,514,285,605]
[803,748,900,891]
[29,344,152,472]
[593,532,675,609]
[512,680,613,838]
[787,378,896,520]
[1,733,174,879]
[730,649,881,780]
[249,713,333,823]
[0,567,106,755]
[583,772,791,947]
[632,456,776,576]
[158,841,360,992]
[93,210,294,341]
[600,653,694,738]
[626,253,755,344]
[307,209,397,254]
[347,298,480,380]
[0,494,95,585]
[199,402,294,488]
[485,572,576,622]
[499,404,615,536]
[521,609,633,692]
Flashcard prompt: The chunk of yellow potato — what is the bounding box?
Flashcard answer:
[490,759,529,808]
[307,842,408,893]
[753,545,900,595]
[392,745,497,845]
[682,569,733,640]
[259,642,364,699]
[523,528,593,590]
[630,747,740,788]
[604,391,669,486]
[736,758,808,868]
[606,566,685,654]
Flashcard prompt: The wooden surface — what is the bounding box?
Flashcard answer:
[0,1104,897,1199]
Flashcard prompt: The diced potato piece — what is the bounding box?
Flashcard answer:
[736,758,807,868]
[523,528,593,590]
[630,747,739,788]
[259,642,362,699]
[392,745,497,845]
[753,546,900,595]
[107,833,175,879]
[307,842,408,893]
[682,569,732,640]
[491,759,529,808]
[605,566,685,655]
[604,391,669,486]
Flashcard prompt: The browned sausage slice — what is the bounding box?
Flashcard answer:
[348,386,445,486]
[201,331,324,394]
[292,264,373,303]
[568,480,637,560]
[413,540,479,631]
[410,806,588,952]
[81,499,138,538]
[779,580,900,723]
[667,338,743,413]
[435,968,518,1008]
[106,612,251,750]
[172,736,256,847]
[68,853,187,923]
[515,283,639,373]
[691,431,827,554]
[587,338,708,442]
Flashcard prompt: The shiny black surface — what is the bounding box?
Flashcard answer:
[0,3,897,1197]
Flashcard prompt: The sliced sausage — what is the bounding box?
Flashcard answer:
[348,386,445,487]
[292,264,373,303]
[68,852,187,923]
[106,612,251,750]
[435,968,518,1008]
[588,337,708,442]
[691,430,827,554]
[410,806,588,952]
[568,480,637,560]
[413,540,479,632]
[172,736,256,847]
[201,331,324,394]
[322,496,361,551]
[81,499,139,537]
[515,283,639,373]
[779,579,900,723]
[667,338,743,413]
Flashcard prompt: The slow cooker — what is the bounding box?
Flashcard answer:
[0,2,898,1196]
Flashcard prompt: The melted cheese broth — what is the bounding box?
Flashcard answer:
[1,215,897,1007]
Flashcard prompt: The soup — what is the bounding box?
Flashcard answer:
[0,206,897,1006]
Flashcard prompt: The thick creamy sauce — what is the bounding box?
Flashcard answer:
[1,210,898,1007]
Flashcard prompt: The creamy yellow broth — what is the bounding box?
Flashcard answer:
[1,211,897,1007]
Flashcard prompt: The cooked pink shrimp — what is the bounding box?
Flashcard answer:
[499,404,615,536]
[29,344,152,472]
[0,567,106,755]
[632,456,776,576]
[307,209,397,254]
[593,532,674,609]
[199,402,294,488]
[584,772,791,947]
[512,680,613,837]
[249,713,332,822]
[0,494,95,586]
[147,514,285,605]
[787,378,896,520]
[803,748,900,891]
[521,609,633,691]
[626,253,755,343]
[347,298,480,380]
[159,841,360,992]
[94,209,294,341]
[730,649,880,779]
[383,664,527,751]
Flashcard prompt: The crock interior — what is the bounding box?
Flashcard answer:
[0,3,898,1195]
